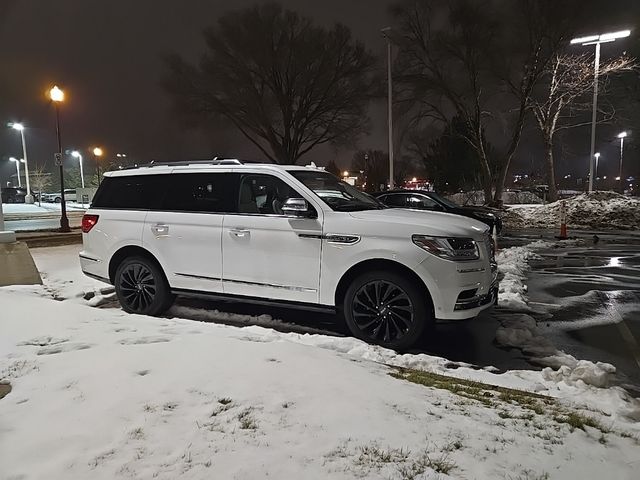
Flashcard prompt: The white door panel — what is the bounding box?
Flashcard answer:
[222,215,322,303]
[144,212,224,292]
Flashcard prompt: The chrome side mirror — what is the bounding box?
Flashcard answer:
[282,198,315,218]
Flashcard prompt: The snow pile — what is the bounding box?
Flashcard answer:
[506,191,640,230]
[448,190,543,206]
[496,240,549,309]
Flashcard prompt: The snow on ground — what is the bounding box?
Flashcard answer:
[2,244,640,479]
[505,191,640,231]
[1,202,87,216]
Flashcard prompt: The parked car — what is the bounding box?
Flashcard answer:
[80,161,497,350]
[42,189,77,203]
[373,190,502,234]
[1,187,26,203]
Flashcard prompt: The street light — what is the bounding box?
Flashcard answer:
[49,84,70,232]
[8,122,33,203]
[9,157,25,187]
[594,152,601,182]
[617,131,627,189]
[93,147,104,182]
[71,151,85,188]
[343,170,349,177]
[571,29,631,193]
[382,26,394,190]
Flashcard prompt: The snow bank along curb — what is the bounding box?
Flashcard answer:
[505,191,640,230]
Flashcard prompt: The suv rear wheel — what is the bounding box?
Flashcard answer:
[343,270,431,350]
[114,256,174,316]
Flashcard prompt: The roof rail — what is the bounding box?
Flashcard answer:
[115,157,274,171]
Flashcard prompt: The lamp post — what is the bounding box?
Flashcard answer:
[9,157,24,187]
[8,123,33,203]
[617,131,627,189]
[571,29,631,193]
[49,85,70,232]
[594,152,601,185]
[382,26,394,190]
[93,147,103,183]
[71,151,85,188]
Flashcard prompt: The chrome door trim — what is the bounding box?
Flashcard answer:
[224,277,317,293]
[175,272,222,282]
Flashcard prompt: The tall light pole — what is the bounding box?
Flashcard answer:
[93,147,104,183]
[8,123,33,203]
[617,131,627,189]
[9,157,24,187]
[49,85,70,232]
[571,29,631,193]
[71,151,85,188]
[382,27,394,190]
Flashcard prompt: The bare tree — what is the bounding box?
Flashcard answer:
[30,166,52,206]
[163,3,380,164]
[532,53,635,201]
[394,0,581,205]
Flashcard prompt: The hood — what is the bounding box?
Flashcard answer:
[348,208,489,239]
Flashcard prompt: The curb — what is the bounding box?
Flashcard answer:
[16,231,82,248]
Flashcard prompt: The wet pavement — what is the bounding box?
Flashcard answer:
[524,231,640,392]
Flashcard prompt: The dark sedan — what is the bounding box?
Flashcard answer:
[1,187,27,204]
[373,190,502,234]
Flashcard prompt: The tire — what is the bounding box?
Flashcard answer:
[343,270,432,351]
[55,197,61,203]
[114,256,174,316]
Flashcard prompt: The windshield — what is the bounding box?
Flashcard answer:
[428,192,459,209]
[290,170,384,212]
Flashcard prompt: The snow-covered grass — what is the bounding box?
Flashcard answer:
[1,244,640,479]
[448,190,544,206]
[1,202,87,216]
[505,191,640,230]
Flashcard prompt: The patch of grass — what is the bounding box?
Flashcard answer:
[390,367,552,414]
[552,412,609,433]
[395,446,457,479]
[282,401,293,409]
[218,397,232,405]
[163,402,178,411]
[238,408,258,430]
[354,443,410,468]
[129,427,144,440]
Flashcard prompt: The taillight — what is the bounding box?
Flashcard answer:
[82,214,99,233]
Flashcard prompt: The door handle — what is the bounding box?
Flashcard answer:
[151,223,169,236]
[229,228,250,238]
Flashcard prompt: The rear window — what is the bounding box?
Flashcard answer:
[91,175,167,209]
[162,173,239,213]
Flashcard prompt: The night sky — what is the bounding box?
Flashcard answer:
[0,0,638,187]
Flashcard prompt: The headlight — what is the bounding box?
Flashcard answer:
[412,235,480,261]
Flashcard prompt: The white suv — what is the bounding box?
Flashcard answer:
[80,160,497,349]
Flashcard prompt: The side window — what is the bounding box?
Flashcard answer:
[238,174,303,215]
[407,195,438,210]
[91,175,167,209]
[382,194,408,208]
[162,173,239,213]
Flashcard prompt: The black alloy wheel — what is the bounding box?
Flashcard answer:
[343,270,431,350]
[115,256,173,316]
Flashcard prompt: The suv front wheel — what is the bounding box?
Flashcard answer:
[114,256,174,316]
[343,270,431,350]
